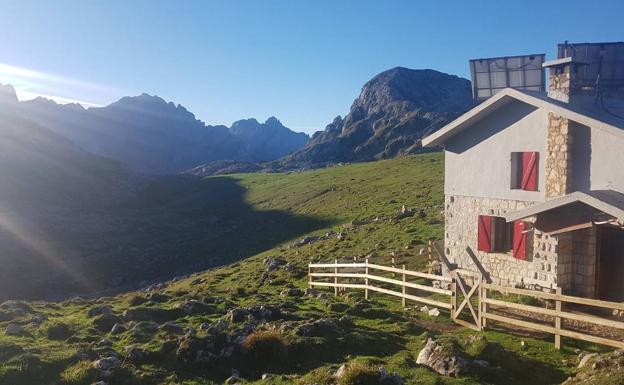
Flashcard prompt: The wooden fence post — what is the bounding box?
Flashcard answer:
[365,258,370,300]
[427,240,433,273]
[392,256,396,277]
[402,264,407,307]
[450,272,456,320]
[308,265,312,289]
[477,276,484,330]
[334,259,338,296]
[555,287,562,349]
[481,277,487,329]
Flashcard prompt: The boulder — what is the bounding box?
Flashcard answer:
[126,346,150,364]
[110,323,126,335]
[130,321,159,335]
[428,308,440,317]
[5,323,24,336]
[295,318,345,337]
[93,356,120,371]
[227,305,284,323]
[123,306,182,323]
[416,338,468,377]
[175,300,214,315]
[87,305,113,318]
[160,322,185,335]
[280,288,303,297]
[93,314,121,333]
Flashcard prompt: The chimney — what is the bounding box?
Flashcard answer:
[544,42,624,104]
[543,57,583,104]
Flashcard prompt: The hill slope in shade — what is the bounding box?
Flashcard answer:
[3,84,308,174]
[274,67,473,168]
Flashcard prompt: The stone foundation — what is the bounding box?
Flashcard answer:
[445,195,558,290]
[445,194,599,296]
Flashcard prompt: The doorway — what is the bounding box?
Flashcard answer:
[597,226,624,302]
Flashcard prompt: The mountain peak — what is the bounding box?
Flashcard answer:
[0,83,18,104]
[265,116,281,126]
[277,66,473,168]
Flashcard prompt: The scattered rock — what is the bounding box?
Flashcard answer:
[261,373,275,380]
[578,353,598,368]
[87,305,112,318]
[93,356,120,371]
[93,314,121,333]
[416,338,468,377]
[176,300,214,315]
[295,318,346,337]
[428,308,440,317]
[110,323,126,335]
[280,288,303,297]
[126,346,150,364]
[378,367,405,385]
[394,205,415,220]
[5,323,23,336]
[227,305,284,323]
[160,322,185,335]
[328,302,350,312]
[130,321,159,335]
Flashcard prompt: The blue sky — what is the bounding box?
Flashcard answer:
[1,0,623,134]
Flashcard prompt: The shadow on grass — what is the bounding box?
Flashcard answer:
[0,175,332,300]
[469,341,570,385]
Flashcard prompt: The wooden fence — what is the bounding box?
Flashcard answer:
[309,259,624,350]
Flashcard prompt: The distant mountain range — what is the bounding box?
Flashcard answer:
[1,84,309,174]
[271,67,473,169]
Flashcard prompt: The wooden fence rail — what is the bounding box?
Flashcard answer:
[309,259,624,350]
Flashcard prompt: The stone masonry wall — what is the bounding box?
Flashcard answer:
[444,195,559,290]
[548,64,571,103]
[546,112,573,198]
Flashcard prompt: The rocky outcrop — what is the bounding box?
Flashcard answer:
[416,338,468,377]
[273,68,473,169]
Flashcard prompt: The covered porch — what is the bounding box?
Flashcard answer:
[506,190,624,301]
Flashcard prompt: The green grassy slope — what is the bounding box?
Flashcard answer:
[0,154,602,385]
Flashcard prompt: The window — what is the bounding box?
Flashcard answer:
[511,152,539,191]
[478,215,528,259]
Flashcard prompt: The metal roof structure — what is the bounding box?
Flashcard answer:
[504,190,624,222]
[469,54,545,102]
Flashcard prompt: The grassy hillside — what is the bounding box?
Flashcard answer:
[0,154,610,385]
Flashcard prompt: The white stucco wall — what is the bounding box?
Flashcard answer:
[587,124,624,193]
[444,101,548,202]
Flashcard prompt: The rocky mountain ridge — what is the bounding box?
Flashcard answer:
[1,84,309,174]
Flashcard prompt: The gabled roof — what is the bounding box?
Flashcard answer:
[422,88,624,147]
[505,190,624,222]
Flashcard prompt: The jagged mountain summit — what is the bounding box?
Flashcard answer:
[2,84,309,174]
[274,67,473,169]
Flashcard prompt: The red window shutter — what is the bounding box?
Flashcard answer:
[521,152,538,191]
[478,215,493,252]
[513,221,527,260]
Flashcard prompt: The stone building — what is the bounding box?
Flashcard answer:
[422,42,624,300]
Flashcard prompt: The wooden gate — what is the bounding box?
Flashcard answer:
[451,270,483,331]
